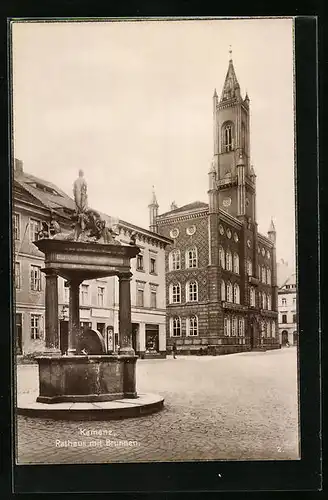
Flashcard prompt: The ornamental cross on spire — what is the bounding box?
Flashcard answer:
[229,45,232,60]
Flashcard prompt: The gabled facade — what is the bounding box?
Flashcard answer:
[150,57,279,355]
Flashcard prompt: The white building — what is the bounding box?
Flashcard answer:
[278,269,298,346]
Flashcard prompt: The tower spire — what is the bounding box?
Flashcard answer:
[268,218,276,245]
[148,186,159,233]
[220,51,240,102]
[150,185,158,206]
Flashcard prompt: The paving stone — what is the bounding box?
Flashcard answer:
[16,348,299,463]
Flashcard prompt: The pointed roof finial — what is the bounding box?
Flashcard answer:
[149,185,158,206]
[229,45,232,61]
[220,47,240,102]
[209,159,216,173]
[268,218,276,233]
[213,88,218,98]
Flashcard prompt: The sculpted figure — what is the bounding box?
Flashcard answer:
[98,220,121,244]
[73,169,88,213]
[49,218,61,237]
[37,222,49,240]
[70,171,121,244]
[129,231,137,245]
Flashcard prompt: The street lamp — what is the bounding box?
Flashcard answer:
[106,326,114,354]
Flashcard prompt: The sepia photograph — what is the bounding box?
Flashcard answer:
[11,17,299,466]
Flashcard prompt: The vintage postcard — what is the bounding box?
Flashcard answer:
[12,17,301,470]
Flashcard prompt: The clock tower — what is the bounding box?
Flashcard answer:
[210,54,256,223]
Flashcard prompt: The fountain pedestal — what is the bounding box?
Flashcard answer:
[17,171,165,420]
[34,239,141,404]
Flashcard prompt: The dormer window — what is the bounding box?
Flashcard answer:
[222,122,234,152]
[26,181,60,196]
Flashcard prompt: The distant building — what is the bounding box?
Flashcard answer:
[278,266,297,346]
[13,160,171,358]
[149,57,279,355]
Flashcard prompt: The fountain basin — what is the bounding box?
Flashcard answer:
[36,355,137,403]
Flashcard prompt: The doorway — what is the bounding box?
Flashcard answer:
[250,319,257,350]
[97,322,105,336]
[145,324,159,352]
[60,320,68,354]
[281,330,288,345]
[15,313,22,355]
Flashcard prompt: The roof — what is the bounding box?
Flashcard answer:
[159,201,208,218]
[14,166,171,244]
[279,272,296,290]
[220,59,240,102]
[277,259,296,288]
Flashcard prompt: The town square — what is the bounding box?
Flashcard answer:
[17,347,298,464]
[12,18,298,466]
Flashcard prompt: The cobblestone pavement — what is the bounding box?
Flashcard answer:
[15,348,299,464]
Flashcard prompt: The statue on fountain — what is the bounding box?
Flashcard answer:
[69,170,121,244]
[73,169,88,213]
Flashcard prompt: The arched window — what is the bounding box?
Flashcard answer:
[171,316,181,337]
[247,259,253,276]
[186,281,198,302]
[271,321,276,337]
[226,250,232,271]
[231,316,238,336]
[241,122,246,152]
[262,292,267,310]
[169,250,181,271]
[186,247,197,269]
[226,282,233,302]
[233,253,239,274]
[260,320,266,337]
[219,246,225,268]
[221,280,226,301]
[250,286,255,306]
[224,316,231,336]
[267,268,272,285]
[238,317,245,336]
[258,265,261,280]
[258,290,262,309]
[267,294,272,310]
[170,283,181,304]
[188,315,198,336]
[233,283,240,304]
[261,266,266,283]
[266,321,271,337]
[222,122,234,152]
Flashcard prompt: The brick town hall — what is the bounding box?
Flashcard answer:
[149,56,279,355]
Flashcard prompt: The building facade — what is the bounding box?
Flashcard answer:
[149,57,279,355]
[278,272,298,346]
[13,160,171,358]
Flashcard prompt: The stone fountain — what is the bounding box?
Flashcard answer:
[17,170,164,419]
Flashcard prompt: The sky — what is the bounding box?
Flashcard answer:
[12,18,295,267]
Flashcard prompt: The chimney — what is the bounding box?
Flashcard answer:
[14,158,23,175]
[170,201,178,211]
